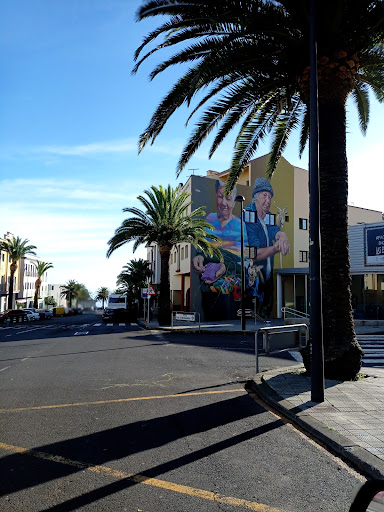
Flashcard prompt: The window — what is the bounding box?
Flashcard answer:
[285,215,289,222]
[299,218,308,230]
[299,251,308,262]
[245,246,257,259]
[181,247,184,260]
[265,213,275,225]
[244,210,257,223]
[185,245,188,259]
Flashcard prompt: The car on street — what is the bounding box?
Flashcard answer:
[36,309,53,320]
[24,309,40,321]
[102,307,137,323]
[3,309,29,323]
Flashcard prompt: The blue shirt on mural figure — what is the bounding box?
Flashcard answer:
[193,180,248,288]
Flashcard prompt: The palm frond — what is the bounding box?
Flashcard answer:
[350,81,370,135]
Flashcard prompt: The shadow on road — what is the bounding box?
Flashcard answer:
[0,393,284,510]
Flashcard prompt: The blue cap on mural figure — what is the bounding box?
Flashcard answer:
[252,177,274,197]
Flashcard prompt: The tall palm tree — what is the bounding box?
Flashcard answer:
[133,0,384,379]
[60,280,79,308]
[95,286,109,309]
[107,185,222,325]
[33,261,54,309]
[0,236,37,309]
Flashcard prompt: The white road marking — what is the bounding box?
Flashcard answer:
[0,366,11,372]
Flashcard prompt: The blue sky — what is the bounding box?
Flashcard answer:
[1,1,383,296]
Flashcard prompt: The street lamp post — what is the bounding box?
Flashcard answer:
[309,0,324,402]
[235,195,246,330]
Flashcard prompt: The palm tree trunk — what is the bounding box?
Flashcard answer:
[158,247,171,325]
[317,99,363,380]
[33,278,41,309]
[7,264,17,310]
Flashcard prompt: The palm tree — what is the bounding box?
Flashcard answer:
[33,261,54,309]
[133,0,384,379]
[60,280,79,308]
[107,185,222,325]
[0,236,37,309]
[95,286,109,309]
[122,258,152,295]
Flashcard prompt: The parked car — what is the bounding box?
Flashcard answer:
[0,312,8,324]
[72,307,83,315]
[4,309,28,323]
[102,307,137,323]
[36,309,53,320]
[102,308,125,323]
[24,309,40,321]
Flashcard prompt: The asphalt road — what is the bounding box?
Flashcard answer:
[0,313,366,511]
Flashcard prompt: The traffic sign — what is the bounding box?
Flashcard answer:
[147,285,156,295]
[141,286,156,298]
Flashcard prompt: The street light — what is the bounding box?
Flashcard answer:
[235,195,246,330]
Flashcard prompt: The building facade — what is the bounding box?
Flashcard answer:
[148,154,383,321]
[17,256,51,309]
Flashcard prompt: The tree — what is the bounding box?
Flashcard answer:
[107,185,222,325]
[0,236,37,309]
[33,261,54,309]
[122,258,152,295]
[60,280,79,308]
[44,296,57,307]
[133,0,384,379]
[95,286,109,309]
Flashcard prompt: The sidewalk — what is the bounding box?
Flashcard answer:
[251,366,384,479]
[140,317,384,478]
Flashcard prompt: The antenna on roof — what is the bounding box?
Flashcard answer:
[188,168,199,175]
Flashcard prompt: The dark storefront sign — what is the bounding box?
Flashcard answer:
[365,226,384,266]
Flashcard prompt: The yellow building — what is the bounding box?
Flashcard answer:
[0,232,21,312]
[155,154,382,320]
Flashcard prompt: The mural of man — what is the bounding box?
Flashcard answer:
[245,177,290,317]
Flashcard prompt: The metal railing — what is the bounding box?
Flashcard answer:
[281,306,309,319]
[171,311,201,332]
[237,309,267,324]
[255,323,309,373]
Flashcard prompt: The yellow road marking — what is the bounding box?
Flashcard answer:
[0,388,245,413]
[0,442,282,512]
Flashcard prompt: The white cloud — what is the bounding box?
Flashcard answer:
[35,139,138,156]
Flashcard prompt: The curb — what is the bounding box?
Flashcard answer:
[249,374,384,479]
[137,321,257,335]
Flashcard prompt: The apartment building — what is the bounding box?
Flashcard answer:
[149,154,383,320]
[0,232,21,312]
[0,232,55,311]
[17,256,51,309]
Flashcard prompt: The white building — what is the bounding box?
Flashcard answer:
[17,256,51,308]
[47,283,66,308]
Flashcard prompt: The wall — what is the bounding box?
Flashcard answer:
[348,206,383,226]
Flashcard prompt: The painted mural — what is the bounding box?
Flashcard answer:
[244,177,290,318]
[190,176,290,320]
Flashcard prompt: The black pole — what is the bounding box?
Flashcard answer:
[309,0,324,402]
[236,195,246,330]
